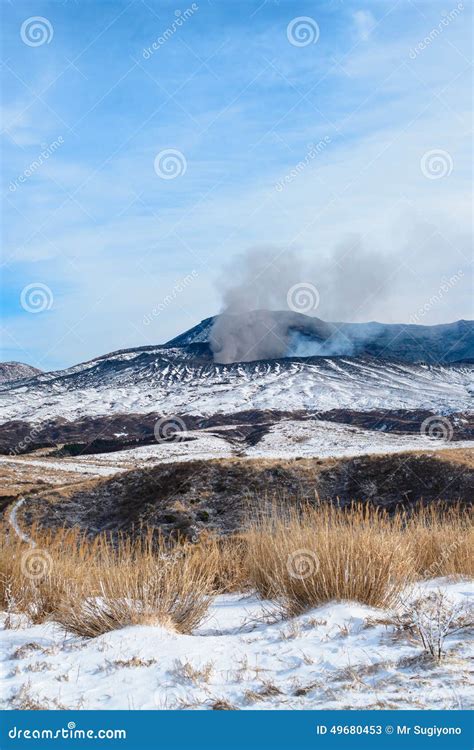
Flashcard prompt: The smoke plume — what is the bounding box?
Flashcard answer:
[210,238,392,363]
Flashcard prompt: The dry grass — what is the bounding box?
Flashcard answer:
[9,682,48,710]
[243,502,473,616]
[210,698,238,710]
[0,501,472,635]
[0,524,88,623]
[189,532,248,593]
[55,545,215,637]
[0,525,217,636]
[171,658,214,684]
[107,656,157,669]
[404,506,473,579]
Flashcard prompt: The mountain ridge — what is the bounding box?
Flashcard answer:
[0,314,472,432]
[166,312,474,364]
[0,361,42,385]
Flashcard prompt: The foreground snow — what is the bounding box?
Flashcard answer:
[1,579,472,711]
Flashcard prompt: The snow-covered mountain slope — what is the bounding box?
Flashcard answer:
[0,314,472,428]
[0,362,41,385]
[0,347,472,424]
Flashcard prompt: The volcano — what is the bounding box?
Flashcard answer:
[167,311,474,364]
[0,313,472,457]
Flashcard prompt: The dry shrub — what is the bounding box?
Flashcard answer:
[394,590,474,660]
[1,501,472,632]
[243,502,473,616]
[0,527,216,636]
[405,505,474,579]
[56,540,215,637]
[244,504,410,615]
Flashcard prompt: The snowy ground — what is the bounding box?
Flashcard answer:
[1,579,472,711]
[0,420,470,482]
[84,420,472,465]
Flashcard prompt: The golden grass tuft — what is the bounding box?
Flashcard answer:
[0,526,217,635]
[0,501,472,633]
[243,502,473,616]
[55,541,215,637]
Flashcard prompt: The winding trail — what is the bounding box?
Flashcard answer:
[8,497,32,545]
[4,455,125,544]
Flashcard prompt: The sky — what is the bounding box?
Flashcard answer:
[0,0,472,371]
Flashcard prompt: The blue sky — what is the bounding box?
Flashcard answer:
[1,0,472,370]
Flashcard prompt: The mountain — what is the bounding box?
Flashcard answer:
[1,314,473,419]
[167,312,474,364]
[0,361,42,385]
[0,313,472,456]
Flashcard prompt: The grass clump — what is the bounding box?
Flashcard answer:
[0,501,472,633]
[243,502,473,616]
[0,526,217,636]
